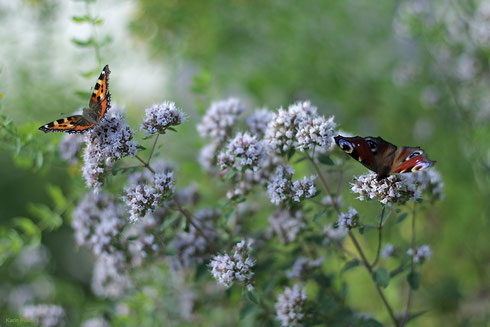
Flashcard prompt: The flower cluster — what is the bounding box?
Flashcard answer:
[381,243,396,259]
[21,304,65,327]
[324,224,348,243]
[72,192,125,257]
[198,98,245,172]
[91,254,132,299]
[197,97,245,142]
[82,110,137,189]
[123,170,175,222]
[286,257,324,280]
[140,101,186,135]
[275,284,307,327]
[217,132,265,172]
[268,209,306,244]
[247,108,274,137]
[337,206,359,230]
[350,173,420,205]
[209,240,256,291]
[264,101,336,154]
[267,165,316,205]
[81,317,111,327]
[407,245,432,263]
[172,209,220,269]
[58,133,84,165]
[127,215,164,267]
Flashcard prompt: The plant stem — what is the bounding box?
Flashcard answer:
[370,206,386,267]
[307,153,399,327]
[135,154,155,174]
[171,198,218,253]
[147,134,160,165]
[401,202,417,326]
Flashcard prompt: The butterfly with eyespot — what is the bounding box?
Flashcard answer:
[334,135,435,180]
[39,65,111,134]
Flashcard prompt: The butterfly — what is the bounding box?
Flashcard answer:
[334,135,435,180]
[39,65,111,134]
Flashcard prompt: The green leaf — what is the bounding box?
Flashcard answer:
[372,267,390,288]
[72,15,90,23]
[71,37,94,47]
[13,217,40,238]
[126,235,140,241]
[341,259,360,273]
[28,203,63,230]
[317,154,334,165]
[246,290,259,304]
[287,148,296,160]
[161,213,180,230]
[239,302,256,320]
[224,208,237,220]
[167,127,177,132]
[224,169,237,180]
[136,144,147,151]
[396,213,409,224]
[47,184,66,209]
[143,134,156,140]
[313,209,327,221]
[407,271,420,290]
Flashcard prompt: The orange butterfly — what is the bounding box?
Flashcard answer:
[39,65,111,133]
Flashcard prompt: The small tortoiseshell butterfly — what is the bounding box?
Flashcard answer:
[39,65,111,134]
[334,135,435,180]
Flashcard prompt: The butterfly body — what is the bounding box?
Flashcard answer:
[39,65,111,134]
[334,135,435,180]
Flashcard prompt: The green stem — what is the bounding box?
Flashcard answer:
[307,152,399,327]
[147,134,160,165]
[401,202,417,326]
[135,154,155,174]
[370,206,386,267]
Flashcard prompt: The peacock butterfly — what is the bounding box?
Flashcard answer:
[334,135,435,180]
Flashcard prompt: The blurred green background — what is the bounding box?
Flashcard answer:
[1,0,489,326]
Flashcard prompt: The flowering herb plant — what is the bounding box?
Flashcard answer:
[23,96,442,327]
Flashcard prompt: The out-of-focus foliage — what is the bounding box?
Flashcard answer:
[0,0,489,326]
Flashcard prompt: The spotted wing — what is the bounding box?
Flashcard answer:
[390,147,435,174]
[88,65,111,120]
[38,115,95,134]
[334,135,397,178]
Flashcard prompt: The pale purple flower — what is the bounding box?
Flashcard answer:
[267,165,316,205]
[247,108,274,137]
[82,111,137,189]
[291,176,317,202]
[140,101,186,135]
[268,209,306,244]
[381,243,396,259]
[217,132,265,172]
[275,284,307,327]
[81,317,110,327]
[337,207,359,230]
[209,240,255,291]
[72,192,125,257]
[58,133,84,165]
[172,209,220,269]
[123,184,161,223]
[21,304,65,327]
[351,173,420,205]
[407,244,432,263]
[91,254,132,299]
[197,98,245,142]
[296,115,336,151]
[153,171,175,195]
[286,257,324,280]
[324,224,348,242]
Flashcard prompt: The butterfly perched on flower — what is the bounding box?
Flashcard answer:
[334,135,435,180]
[39,65,111,133]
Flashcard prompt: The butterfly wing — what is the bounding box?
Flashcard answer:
[334,135,398,178]
[39,115,95,134]
[88,65,111,120]
[390,147,435,174]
